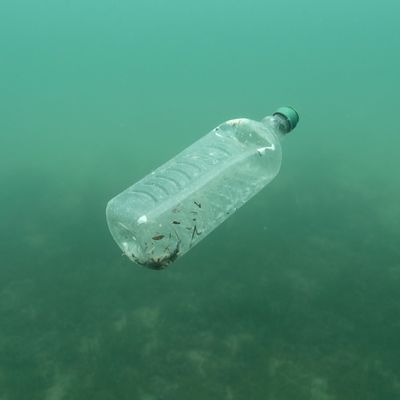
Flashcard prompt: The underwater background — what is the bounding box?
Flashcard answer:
[1,0,400,399]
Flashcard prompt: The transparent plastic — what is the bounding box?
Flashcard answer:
[106,113,292,269]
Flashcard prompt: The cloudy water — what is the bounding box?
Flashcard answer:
[1,0,399,399]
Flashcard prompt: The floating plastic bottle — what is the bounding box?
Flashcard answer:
[106,106,299,269]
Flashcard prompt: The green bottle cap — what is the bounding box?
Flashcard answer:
[273,106,299,133]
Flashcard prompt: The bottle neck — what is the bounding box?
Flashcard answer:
[261,115,291,139]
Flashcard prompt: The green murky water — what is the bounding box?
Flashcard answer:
[1,0,399,399]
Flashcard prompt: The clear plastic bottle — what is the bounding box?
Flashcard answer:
[106,106,299,269]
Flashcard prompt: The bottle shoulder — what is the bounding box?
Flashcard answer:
[213,117,281,149]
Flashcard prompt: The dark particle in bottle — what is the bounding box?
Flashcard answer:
[152,234,165,241]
